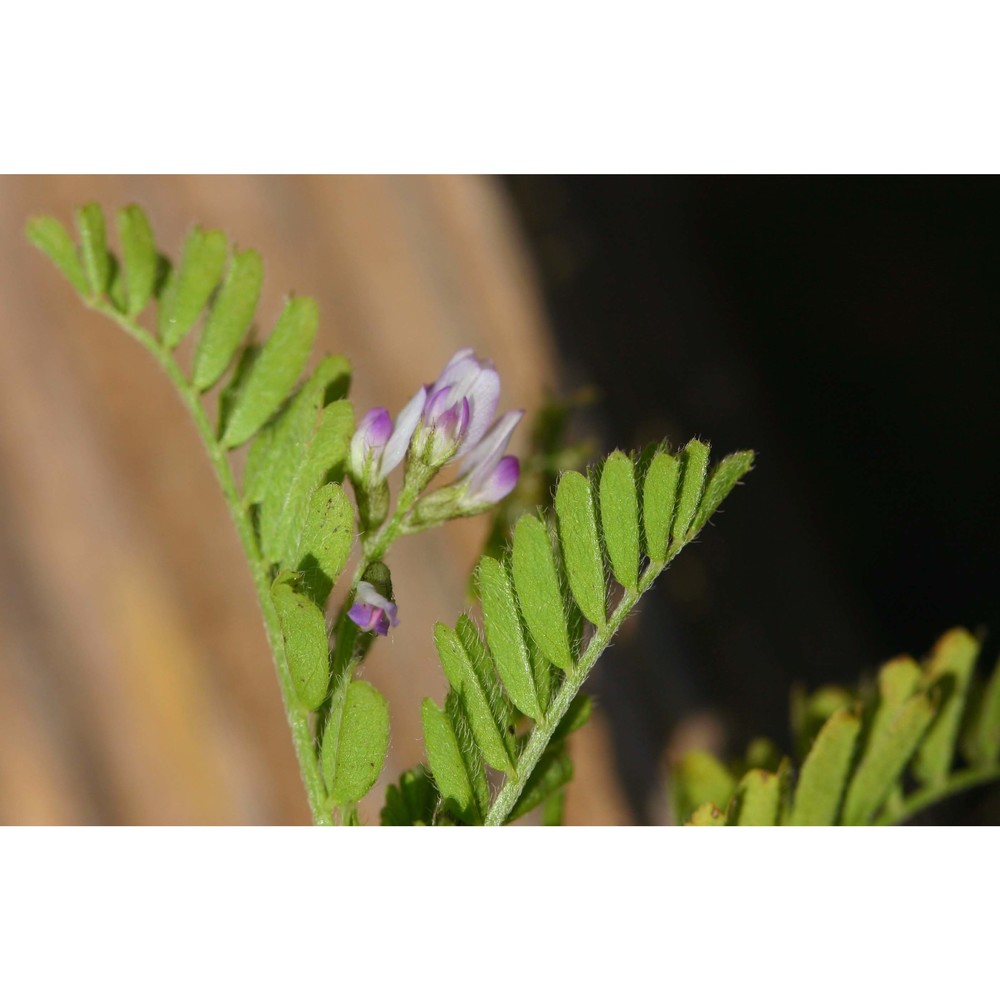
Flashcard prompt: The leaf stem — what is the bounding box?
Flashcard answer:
[348,461,437,593]
[485,559,666,826]
[94,304,332,824]
[874,764,1000,826]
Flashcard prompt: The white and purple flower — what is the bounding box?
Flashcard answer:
[347,581,399,637]
[455,408,523,506]
[410,348,519,473]
[351,347,523,534]
[349,387,428,488]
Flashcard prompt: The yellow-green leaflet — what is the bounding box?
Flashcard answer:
[434,622,516,777]
[26,215,89,296]
[789,708,860,825]
[75,202,112,299]
[555,471,606,626]
[221,296,319,448]
[421,698,480,825]
[193,248,263,390]
[157,226,227,348]
[599,451,641,592]
[324,681,390,806]
[913,628,979,786]
[116,204,157,317]
[512,514,574,674]
[272,574,329,712]
[292,482,355,607]
[476,556,542,719]
[642,450,679,562]
[671,439,710,545]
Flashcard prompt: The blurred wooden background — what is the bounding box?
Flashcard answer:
[0,176,633,824]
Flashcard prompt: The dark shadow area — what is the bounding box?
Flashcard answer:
[506,176,1000,823]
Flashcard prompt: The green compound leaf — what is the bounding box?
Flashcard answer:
[687,802,727,826]
[511,514,574,674]
[731,768,782,826]
[963,657,1000,767]
[913,628,979,787]
[115,205,157,317]
[292,482,354,607]
[789,707,860,826]
[842,693,935,825]
[221,296,319,448]
[324,680,390,807]
[27,215,89,296]
[691,450,755,536]
[599,450,641,592]
[508,750,573,823]
[672,750,736,824]
[192,248,263,390]
[271,573,330,712]
[642,449,679,563]
[671,439,710,545]
[555,471,606,626]
[75,202,113,299]
[157,227,228,349]
[476,556,541,720]
[434,622,516,777]
[421,698,480,825]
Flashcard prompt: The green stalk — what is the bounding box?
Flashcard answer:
[485,559,666,826]
[347,461,437,594]
[874,765,1000,826]
[94,304,331,825]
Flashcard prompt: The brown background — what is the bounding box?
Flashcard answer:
[0,176,633,824]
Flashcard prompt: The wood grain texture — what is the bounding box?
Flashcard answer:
[0,175,628,824]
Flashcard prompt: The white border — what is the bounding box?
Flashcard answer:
[4,3,998,172]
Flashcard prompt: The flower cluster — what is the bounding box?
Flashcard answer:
[346,348,523,635]
[349,347,522,506]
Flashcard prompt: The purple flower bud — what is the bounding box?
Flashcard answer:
[347,581,399,637]
[350,407,393,481]
[469,454,520,504]
[349,388,428,487]
[457,408,524,503]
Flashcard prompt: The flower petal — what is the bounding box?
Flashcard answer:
[348,602,378,631]
[471,455,520,504]
[361,407,393,446]
[382,385,427,475]
[432,348,477,393]
[423,385,454,423]
[459,409,524,481]
[454,367,501,456]
[356,581,400,627]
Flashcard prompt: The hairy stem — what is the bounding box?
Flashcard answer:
[95,304,331,825]
[875,764,1000,826]
[348,461,437,594]
[485,560,666,826]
